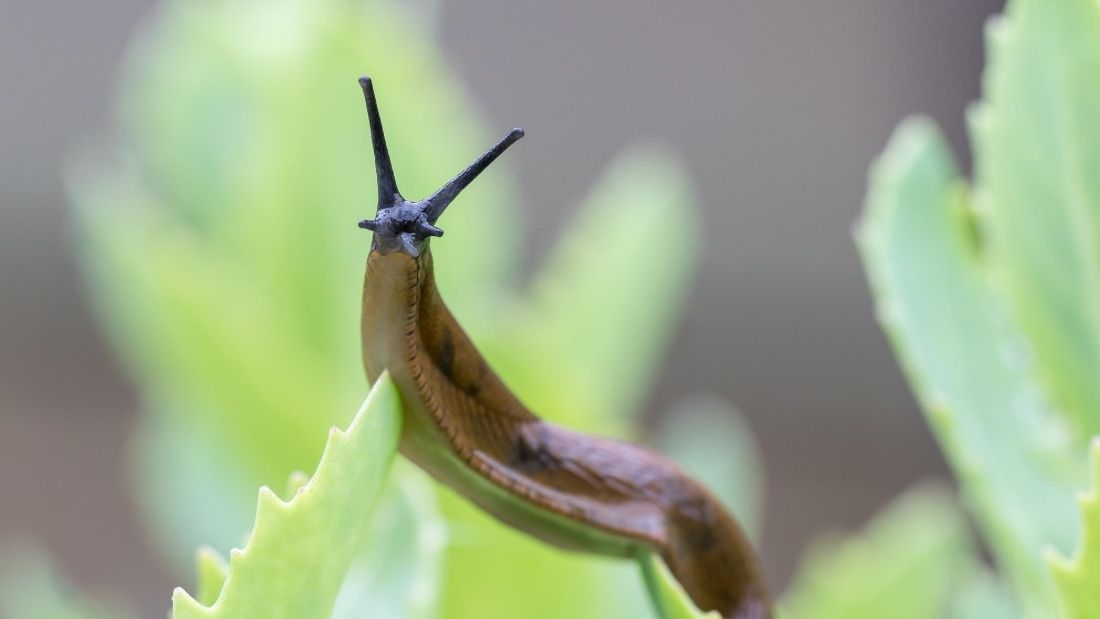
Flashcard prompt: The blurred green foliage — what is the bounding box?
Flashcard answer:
[4,0,1099,616]
[858,0,1100,616]
[1049,439,1100,619]
[66,0,759,616]
[783,486,976,619]
[0,548,137,619]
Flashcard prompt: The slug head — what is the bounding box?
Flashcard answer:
[357,77,524,257]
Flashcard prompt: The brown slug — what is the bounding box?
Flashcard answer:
[356,77,772,619]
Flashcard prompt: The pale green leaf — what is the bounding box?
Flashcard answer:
[118,0,522,311]
[945,569,1022,619]
[172,373,401,619]
[194,547,229,607]
[436,488,657,619]
[73,0,523,488]
[78,1,736,617]
[1049,438,1100,619]
[331,463,446,619]
[0,548,136,619]
[969,0,1100,436]
[479,144,700,433]
[639,553,721,619]
[76,168,353,486]
[129,402,258,573]
[857,117,1083,614]
[780,485,969,619]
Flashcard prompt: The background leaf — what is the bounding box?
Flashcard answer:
[193,548,228,607]
[780,485,972,619]
[74,0,524,491]
[71,0,755,616]
[330,464,446,619]
[0,548,136,619]
[969,0,1100,437]
[492,144,700,430]
[856,117,1084,615]
[1049,439,1100,619]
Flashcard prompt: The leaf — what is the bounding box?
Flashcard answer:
[73,0,528,578]
[194,547,229,607]
[436,487,657,619]
[969,0,1100,436]
[119,0,523,310]
[856,117,1084,614]
[171,373,402,619]
[73,0,524,488]
[128,402,259,573]
[78,1,732,617]
[945,569,1022,619]
[527,144,700,427]
[655,395,764,543]
[0,547,136,619]
[478,144,701,433]
[330,463,446,619]
[76,166,355,486]
[1049,438,1100,619]
[780,485,970,619]
[639,553,721,619]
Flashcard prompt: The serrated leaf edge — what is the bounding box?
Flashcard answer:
[171,372,401,615]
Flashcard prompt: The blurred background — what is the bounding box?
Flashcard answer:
[1,0,1003,615]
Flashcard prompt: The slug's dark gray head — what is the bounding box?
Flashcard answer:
[357,76,524,257]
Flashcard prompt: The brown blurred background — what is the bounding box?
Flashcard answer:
[0,0,1002,614]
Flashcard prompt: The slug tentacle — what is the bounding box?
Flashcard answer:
[421,127,525,223]
[356,76,523,257]
[358,76,401,207]
[357,76,772,619]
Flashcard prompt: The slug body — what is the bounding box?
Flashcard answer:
[356,77,771,619]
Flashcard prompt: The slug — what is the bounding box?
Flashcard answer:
[356,77,771,619]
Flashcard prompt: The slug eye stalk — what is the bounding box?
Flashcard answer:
[356,76,524,257]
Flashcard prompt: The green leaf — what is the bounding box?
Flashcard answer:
[436,488,657,619]
[331,463,446,619]
[129,404,258,573]
[969,0,1100,436]
[478,144,701,433]
[73,0,523,488]
[119,0,523,310]
[0,548,136,619]
[76,168,353,486]
[1049,438,1100,619]
[780,485,970,619]
[945,569,1022,619]
[78,1,730,617]
[856,117,1084,614]
[194,547,229,607]
[527,144,700,427]
[639,554,721,619]
[172,373,402,619]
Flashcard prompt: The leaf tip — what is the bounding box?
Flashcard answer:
[171,586,209,616]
